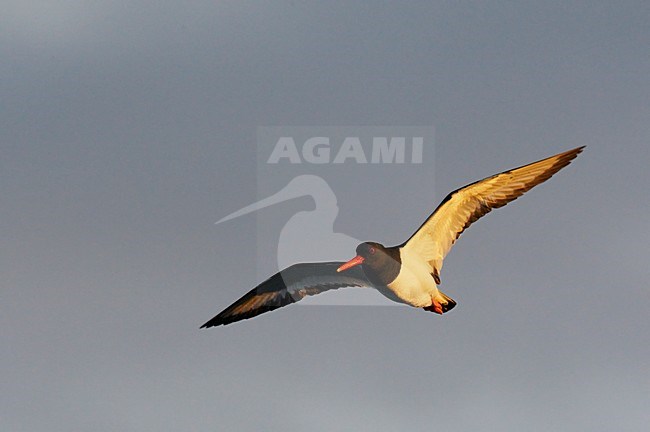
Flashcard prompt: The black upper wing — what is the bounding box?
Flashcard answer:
[201,262,371,327]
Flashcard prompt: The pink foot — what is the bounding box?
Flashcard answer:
[424,299,444,315]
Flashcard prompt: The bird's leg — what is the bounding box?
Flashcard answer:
[424,298,444,315]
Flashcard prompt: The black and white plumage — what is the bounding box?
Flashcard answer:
[201,147,584,327]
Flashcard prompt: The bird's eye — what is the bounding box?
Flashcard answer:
[369,247,376,255]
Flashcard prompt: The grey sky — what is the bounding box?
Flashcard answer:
[2,1,649,431]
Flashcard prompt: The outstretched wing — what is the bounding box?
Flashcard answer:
[201,262,371,327]
[402,146,584,283]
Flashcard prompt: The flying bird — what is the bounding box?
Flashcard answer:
[201,146,584,327]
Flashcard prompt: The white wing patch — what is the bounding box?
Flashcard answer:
[286,274,371,300]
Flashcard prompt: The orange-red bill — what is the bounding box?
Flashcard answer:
[337,255,365,272]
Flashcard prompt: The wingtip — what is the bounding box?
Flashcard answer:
[200,320,217,329]
[569,145,586,156]
[561,146,586,164]
[201,316,229,328]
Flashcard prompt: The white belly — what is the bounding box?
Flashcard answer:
[377,249,438,307]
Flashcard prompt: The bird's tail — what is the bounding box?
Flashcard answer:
[423,290,457,314]
[439,290,456,313]
[438,290,456,313]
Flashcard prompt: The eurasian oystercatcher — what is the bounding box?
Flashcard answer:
[201,147,584,327]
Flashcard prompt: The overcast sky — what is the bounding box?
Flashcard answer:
[2,2,649,431]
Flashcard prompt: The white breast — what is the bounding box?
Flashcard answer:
[378,248,438,307]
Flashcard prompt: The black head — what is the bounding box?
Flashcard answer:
[337,241,400,280]
[336,241,401,285]
[355,242,389,267]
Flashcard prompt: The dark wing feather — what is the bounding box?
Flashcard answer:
[402,147,584,281]
[200,262,370,327]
